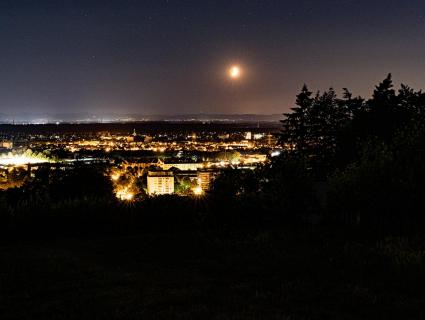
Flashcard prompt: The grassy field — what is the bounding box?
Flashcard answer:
[1,230,425,319]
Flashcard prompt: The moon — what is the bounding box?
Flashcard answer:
[228,65,241,79]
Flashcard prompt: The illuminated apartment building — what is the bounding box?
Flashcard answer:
[147,171,174,195]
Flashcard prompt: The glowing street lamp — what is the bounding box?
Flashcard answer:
[116,187,134,201]
[193,186,204,196]
[111,173,120,181]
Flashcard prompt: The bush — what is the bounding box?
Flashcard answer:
[327,121,425,234]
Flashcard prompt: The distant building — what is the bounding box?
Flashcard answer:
[245,131,252,140]
[241,154,267,164]
[218,133,230,140]
[158,159,203,171]
[0,140,13,150]
[147,171,174,195]
[175,170,198,179]
[127,129,145,143]
[197,169,219,191]
[266,134,278,145]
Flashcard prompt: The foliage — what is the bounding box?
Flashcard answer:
[327,121,425,234]
[280,74,425,176]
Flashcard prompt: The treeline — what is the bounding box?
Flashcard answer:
[280,74,424,174]
[0,165,202,239]
[279,74,425,233]
[209,74,425,234]
[1,74,425,239]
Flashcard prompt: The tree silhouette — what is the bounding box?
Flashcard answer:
[280,86,352,175]
[309,88,349,172]
[362,73,409,140]
[280,74,425,174]
[280,85,313,158]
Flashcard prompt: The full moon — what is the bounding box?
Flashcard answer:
[228,65,241,79]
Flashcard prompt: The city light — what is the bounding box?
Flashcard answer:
[0,155,50,166]
[111,173,120,181]
[193,186,204,196]
[0,127,278,196]
[116,188,134,201]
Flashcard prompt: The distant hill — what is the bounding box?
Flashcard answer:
[0,113,283,124]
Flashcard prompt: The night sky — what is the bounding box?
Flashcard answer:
[1,0,425,116]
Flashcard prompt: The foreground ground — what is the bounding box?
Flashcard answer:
[1,229,424,319]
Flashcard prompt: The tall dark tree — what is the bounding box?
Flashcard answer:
[370,73,396,111]
[335,89,366,168]
[341,88,365,117]
[360,73,409,140]
[397,84,425,117]
[308,88,351,174]
[279,85,313,157]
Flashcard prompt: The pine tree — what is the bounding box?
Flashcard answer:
[369,73,396,111]
[309,88,349,171]
[280,85,313,157]
[335,89,366,168]
[397,84,416,111]
[396,84,425,117]
[341,88,365,117]
[365,74,408,140]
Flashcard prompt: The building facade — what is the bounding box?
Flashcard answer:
[197,169,219,191]
[0,141,13,149]
[157,159,203,171]
[147,171,175,195]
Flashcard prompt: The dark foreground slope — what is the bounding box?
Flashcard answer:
[1,229,425,320]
